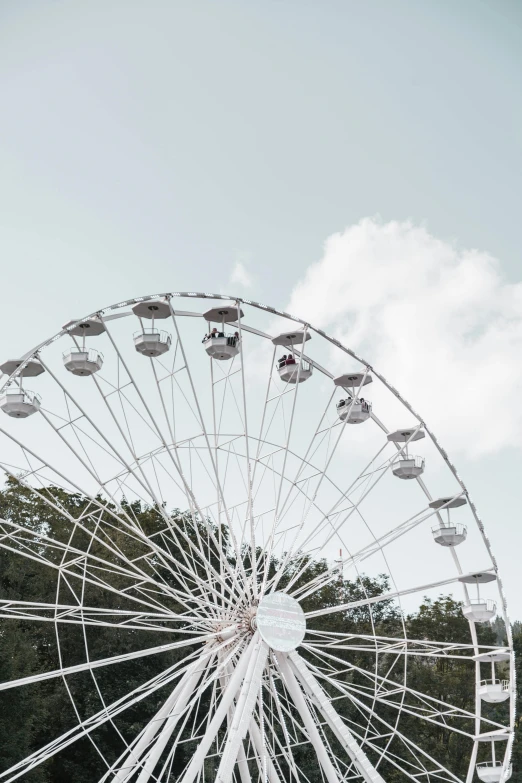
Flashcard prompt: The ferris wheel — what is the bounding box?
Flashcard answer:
[0,291,514,783]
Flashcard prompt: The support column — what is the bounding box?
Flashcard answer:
[179,634,259,783]
[248,715,283,783]
[275,653,342,783]
[134,659,209,783]
[107,654,209,783]
[288,651,387,783]
[216,639,269,783]
[220,651,253,783]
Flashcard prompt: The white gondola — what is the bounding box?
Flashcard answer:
[392,455,425,480]
[432,523,467,546]
[134,329,172,357]
[63,349,104,376]
[272,330,312,382]
[462,598,497,623]
[0,388,41,418]
[277,358,313,384]
[203,334,240,361]
[201,303,244,361]
[337,398,372,424]
[0,358,45,418]
[334,372,372,422]
[387,427,425,478]
[429,496,467,546]
[476,762,512,783]
[133,299,172,357]
[479,680,510,704]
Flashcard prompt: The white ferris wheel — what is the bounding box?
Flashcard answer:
[0,291,515,783]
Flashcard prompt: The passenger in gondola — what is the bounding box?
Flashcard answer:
[286,355,296,365]
[203,327,219,343]
[278,355,287,368]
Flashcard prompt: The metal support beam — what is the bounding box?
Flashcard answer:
[275,653,341,783]
[216,638,269,783]
[289,650,386,783]
[179,634,259,783]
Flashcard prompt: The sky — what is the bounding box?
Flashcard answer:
[0,0,521,613]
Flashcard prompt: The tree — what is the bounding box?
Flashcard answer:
[0,479,516,781]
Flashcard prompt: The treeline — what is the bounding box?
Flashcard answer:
[0,477,519,782]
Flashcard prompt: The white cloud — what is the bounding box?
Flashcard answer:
[229,258,254,290]
[286,217,522,458]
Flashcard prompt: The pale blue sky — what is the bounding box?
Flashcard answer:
[1,0,521,334]
[0,0,521,613]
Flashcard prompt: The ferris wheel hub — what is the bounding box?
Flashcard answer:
[256,592,306,652]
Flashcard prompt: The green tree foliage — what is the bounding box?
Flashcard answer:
[0,478,517,781]
[510,626,521,782]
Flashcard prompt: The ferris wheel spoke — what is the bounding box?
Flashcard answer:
[216,648,254,783]
[274,652,344,783]
[0,528,214,618]
[106,651,214,783]
[267,445,395,597]
[37,406,108,489]
[264,665,302,781]
[214,639,269,782]
[258,687,308,782]
[303,645,507,734]
[0,643,210,783]
[295,425,423,565]
[304,663,467,783]
[0,630,217,693]
[0,598,205,633]
[287,650,387,783]
[305,567,495,620]
[0,517,197,603]
[0,453,241,611]
[234,304,258,595]
[304,629,498,660]
[274,367,372,565]
[298,666,454,783]
[0,443,178,575]
[100,316,244,595]
[136,639,250,783]
[36,357,164,504]
[274,388,337,523]
[290,498,444,602]
[250,344,276,489]
[248,714,283,783]
[261,328,309,587]
[178,633,260,783]
[147,360,222,592]
[253,720,297,783]
[168,310,246,569]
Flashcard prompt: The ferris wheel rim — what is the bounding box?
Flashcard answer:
[0,290,514,783]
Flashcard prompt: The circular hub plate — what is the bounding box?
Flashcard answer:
[256,592,306,652]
